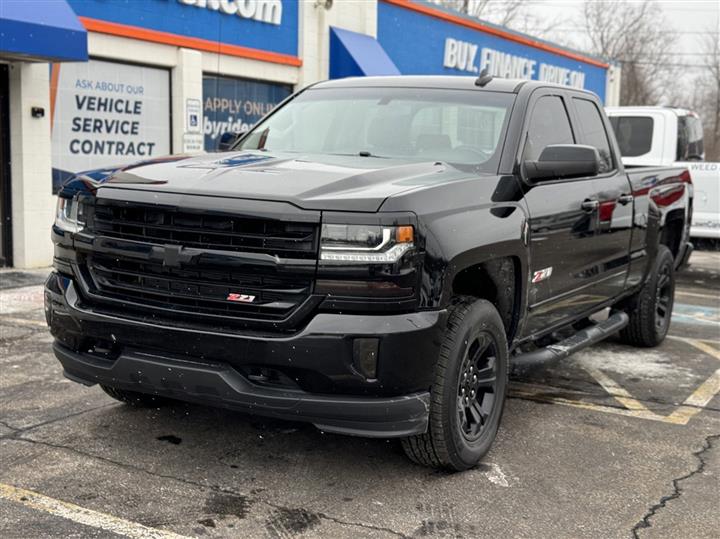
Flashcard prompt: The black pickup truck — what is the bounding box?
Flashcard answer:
[47,76,692,471]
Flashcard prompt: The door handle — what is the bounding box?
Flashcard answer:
[581,199,599,211]
[618,194,634,205]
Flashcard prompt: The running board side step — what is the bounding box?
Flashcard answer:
[513,312,629,366]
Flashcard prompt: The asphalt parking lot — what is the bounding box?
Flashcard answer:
[1,250,718,539]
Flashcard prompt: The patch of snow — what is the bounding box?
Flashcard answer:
[573,345,696,380]
[485,463,510,487]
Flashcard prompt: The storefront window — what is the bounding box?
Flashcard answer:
[202,75,292,151]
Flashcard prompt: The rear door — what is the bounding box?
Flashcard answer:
[520,90,621,335]
[568,95,634,303]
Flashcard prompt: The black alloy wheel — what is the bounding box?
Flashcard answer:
[654,261,673,333]
[457,332,498,442]
[619,245,675,347]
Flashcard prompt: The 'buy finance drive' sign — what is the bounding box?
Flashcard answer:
[51,59,171,192]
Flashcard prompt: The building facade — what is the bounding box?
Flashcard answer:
[1,0,617,268]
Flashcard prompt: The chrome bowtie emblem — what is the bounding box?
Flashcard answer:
[162,245,183,268]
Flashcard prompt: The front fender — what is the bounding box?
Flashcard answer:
[379,174,531,316]
[420,202,529,310]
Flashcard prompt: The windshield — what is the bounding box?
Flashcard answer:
[235,87,514,170]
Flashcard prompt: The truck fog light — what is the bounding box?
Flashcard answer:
[353,338,379,379]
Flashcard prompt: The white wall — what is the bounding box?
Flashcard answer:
[87,31,302,153]
[9,62,55,268]
[88,34,208,156]
[298,0,377,88]
[172,48,204,153]
[605,64,622,107]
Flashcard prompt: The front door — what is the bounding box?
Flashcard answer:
[520,91,623,336]
[0,64,11,267]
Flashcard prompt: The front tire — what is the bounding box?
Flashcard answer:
[402,297,508,471]
[619,245,675,347]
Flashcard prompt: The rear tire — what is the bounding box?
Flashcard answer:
[401,297,508,471]
[619,245,675,347]
[100,385,167,407]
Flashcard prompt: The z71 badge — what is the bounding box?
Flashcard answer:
[532,267,553,283]
[226,293,256,303]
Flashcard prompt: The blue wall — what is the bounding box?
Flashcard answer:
[377,2,607,101]
[66,0,298,57]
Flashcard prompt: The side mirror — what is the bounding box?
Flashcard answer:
[524,144,600,182]
[217,131,239,152]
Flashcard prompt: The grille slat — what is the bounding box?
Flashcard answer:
[91,202,318,258]
[85,255,310,320]
[81,200,319,327]
[90,261,309,303]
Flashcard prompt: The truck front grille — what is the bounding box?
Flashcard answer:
[79,200,320,328]
[92,200,317,259]
[85,254,313,321]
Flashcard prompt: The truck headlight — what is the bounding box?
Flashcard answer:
[320,224,414,263]
[55,196,85,233]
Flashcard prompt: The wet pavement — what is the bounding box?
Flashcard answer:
[1,250,718,539]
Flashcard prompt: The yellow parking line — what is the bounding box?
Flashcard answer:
[513,337,720,425]
[671,337,720,361]
[583,366,655,413]
[510,385,670,420]
[0,483,191,539]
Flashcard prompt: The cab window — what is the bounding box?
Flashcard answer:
[523,95,575,162]
[572,98,614,173]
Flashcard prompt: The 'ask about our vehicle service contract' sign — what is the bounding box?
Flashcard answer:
[51,59,171,192]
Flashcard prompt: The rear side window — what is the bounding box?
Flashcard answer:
[677,115,704,161]
[573,98,614,173]
[523,95,574,162]
[609,116,654,157]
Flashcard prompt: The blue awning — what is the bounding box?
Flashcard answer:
[330,26,400,79]
[0,0,87,62]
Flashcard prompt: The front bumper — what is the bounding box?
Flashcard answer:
[46,272,445,438]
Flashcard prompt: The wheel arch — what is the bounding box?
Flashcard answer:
[660,207,687,261]
[448,255,525,343]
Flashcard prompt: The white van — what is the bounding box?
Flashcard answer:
[606,107,719,239]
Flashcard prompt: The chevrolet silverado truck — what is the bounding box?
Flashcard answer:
[47,77,692,471]
[606,106,719,240]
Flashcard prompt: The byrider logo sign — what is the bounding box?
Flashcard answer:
[178,0,283,25]
[443,38,587,89]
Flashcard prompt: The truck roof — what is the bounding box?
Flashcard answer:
[313,76,598,97]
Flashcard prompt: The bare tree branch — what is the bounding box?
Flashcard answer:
[430,0,532,30]
[583,0,676,105]
[695,29,720,160]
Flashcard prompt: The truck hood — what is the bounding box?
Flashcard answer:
[70,151,469,212]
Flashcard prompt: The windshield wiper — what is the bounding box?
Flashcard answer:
[357,150,388,158]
